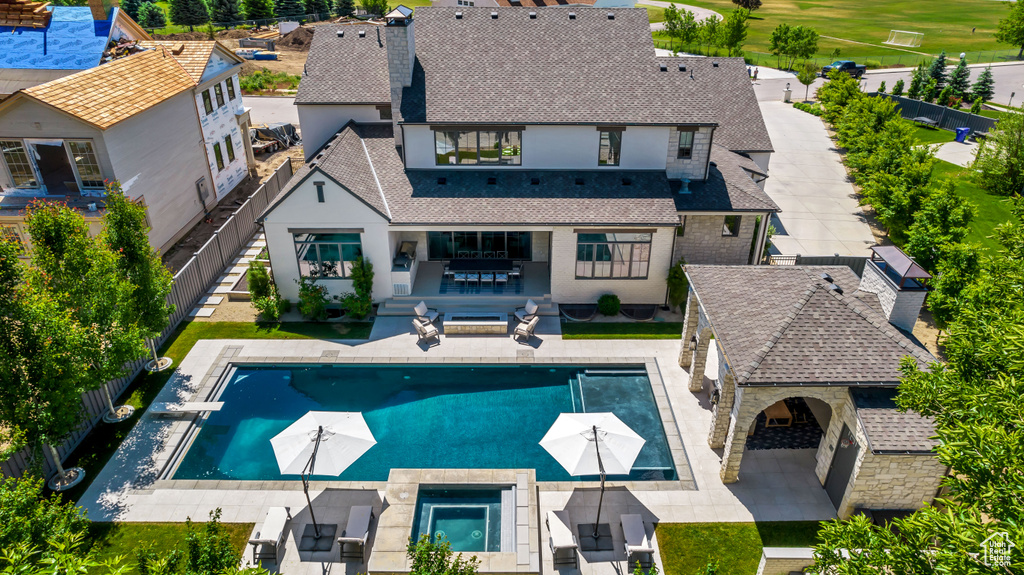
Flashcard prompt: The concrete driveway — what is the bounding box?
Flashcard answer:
[242,95,299,125]
[760,100,877,256]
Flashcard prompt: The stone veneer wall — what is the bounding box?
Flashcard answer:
[673,214,762,265]
[857,260,927,332]
[666,126,713,181]
[384,20,414,147]
[756,548,816,575]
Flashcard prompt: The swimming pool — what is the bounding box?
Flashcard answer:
[413,488,509,552]
[172,364,677,482]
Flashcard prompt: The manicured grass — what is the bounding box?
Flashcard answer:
[656,522,824,575]
[908,121,956,145]
[87,522,254,573]
[647,6,666,23]
[655,0,1013,65]
[56,320,372,504]
[561,321,683,339]
[932,160,1016,253]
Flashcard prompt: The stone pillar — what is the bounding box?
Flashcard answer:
[688,338,711,393]
[678,291,699,368]
[720,417,748,483]
[707,372,735,448]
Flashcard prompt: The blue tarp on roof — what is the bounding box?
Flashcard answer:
[0,7,112,71]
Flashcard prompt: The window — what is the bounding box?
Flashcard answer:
[598,130,622,166]
[293,232,362,278]
[0,225,24,254]
[213,142,224,171]
[677,130,695,159]
[378,105,392,120]
[67,141,103,188]
[214,84,225,108]
[226,77,236,100]
[575,232,652,279]
[434,130,521,166]
[427,231,531,260]
[723,216,741,237]
[224,136,235,162]
[202,90,213,114]
[1,140,38,188]
[315,182,325,203]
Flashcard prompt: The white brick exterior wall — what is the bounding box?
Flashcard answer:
[666,126,713,180]
[858,261,927,332]
[548,226,674,303]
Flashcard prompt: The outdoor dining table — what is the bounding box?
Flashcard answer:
[448,258,514,272]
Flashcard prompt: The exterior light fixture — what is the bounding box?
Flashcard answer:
[689,335,698,351]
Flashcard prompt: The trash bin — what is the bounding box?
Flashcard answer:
[955,127,971,143]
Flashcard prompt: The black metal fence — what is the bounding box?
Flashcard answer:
[871,93,999,134]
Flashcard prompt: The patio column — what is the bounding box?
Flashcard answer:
[678,291,700,369]
[720,416,748,483]
[707,372,736,448]
[688,335,712,393]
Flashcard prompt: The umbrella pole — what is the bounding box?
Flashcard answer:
[302,426,324,539]
[592,425,606,539]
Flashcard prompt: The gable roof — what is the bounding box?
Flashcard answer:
[494,0,597,6]
[686,265,935,386]
[675,145,779,212]
[14,48,196,130]
[137,41,225,82]
[295,24,391,105]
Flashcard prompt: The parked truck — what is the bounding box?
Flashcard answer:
[820,61,866,78]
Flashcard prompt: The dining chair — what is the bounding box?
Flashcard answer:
[481,272,495,287]
[483,251,495,258]
[467,272,480,287]
[454,272,467,288]
[495,272,508,289]
[496,251,508,259]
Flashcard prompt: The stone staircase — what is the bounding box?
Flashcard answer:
[376,292,557,316]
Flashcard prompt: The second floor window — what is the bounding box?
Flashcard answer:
[225,136,235,162]
[68,141,103,188]
[214,84,225,108]
[226,77,236,100]
[677,130,695,159]
[1,140,37,188]
[213,142,224,171]
[598,130,622,166]
[434,130,521,166]
[723,216,741,237]
[202,90,213,114]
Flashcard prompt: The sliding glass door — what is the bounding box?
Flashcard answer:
[427,231,532,260]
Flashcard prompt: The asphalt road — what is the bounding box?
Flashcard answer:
[242,96,299,126]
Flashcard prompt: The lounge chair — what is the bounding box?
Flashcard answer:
[515,298,539,323]
[149,402,224,416]
[621,514,654,568]
[338,505,375,563]
[414,318,440,346]
[514,316,539,344]
[546,510,579,568]
[249,507,290,565]
[414,301,439,324]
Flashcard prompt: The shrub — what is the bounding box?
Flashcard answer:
[597,294,621,316]
[970,97,983,115]
[865,59,882,69]
[0,475,89,553]
[248,260,272,300]
[878,80,886,93]
[278,299,293,313]
[296,277,329,321]
[341,292,372,319]
[666,259,689,312]
[252,295,280,322]
[342,256,374,319]
[239,69,301,94]
[793,101,824,116]
[892,78,905,97]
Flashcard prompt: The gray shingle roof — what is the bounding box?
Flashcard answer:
[295,24,390,105]
[675,145,779,212]
[686,265,935,386]
[850,388,937,454]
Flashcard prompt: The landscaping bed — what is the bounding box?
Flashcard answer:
[656,521,823,574]
[561,321,684,340]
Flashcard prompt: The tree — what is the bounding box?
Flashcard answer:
[666,258,688,312]
[973,109,1024,196]
[927,50,948,91]
[334,0,354,17]
[796,60,818,101]
[730,0,760,14]
[718,9,748,57]
[923,78,938,103]
[664,5,698,54]
[169,0,209,30]
[275,0,304,18]
[102,184,175,371]
[120,0,142,21]
[925,242,981,331]
[209,0,242,23]
[359,0,387,17]
[891,78,905,97]
[696,15,720,56]
[0,475,89,554]
[784,25,818,70]
[877,80,886,94]
[768,23,791,69]
[835,96,901,173]
[936,85,953,107]
[948,55,971,101]
[342,256,374,319]
[0,239,90,484]
[972,66,995,102]
[137,2,166,27]
[304,0,328,17]
[907,62,926,99]
[816,68,862,124]
[905,179,977,272]
[810,199,1024,574]
[243,0,274,20]
[995,0,1024,59]
[407,534,480,575]
[970,97,983,114]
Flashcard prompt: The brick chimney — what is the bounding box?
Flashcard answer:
[88,0,118,21]
[857,246,931,332]
[384,5,414,146]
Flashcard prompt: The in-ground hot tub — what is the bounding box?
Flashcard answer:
[443,312,508,335]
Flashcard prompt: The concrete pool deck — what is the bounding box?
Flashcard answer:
[79,316,837,575]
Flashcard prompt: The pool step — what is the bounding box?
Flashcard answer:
[500,488,515,553]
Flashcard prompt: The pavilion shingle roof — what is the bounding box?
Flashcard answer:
[686,265,934,386]
[850,388,937,454]
[19,48,196,130]
[137,41,217,81]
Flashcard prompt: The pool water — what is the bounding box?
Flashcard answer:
[173,364,677,482]
[414,489,503,552]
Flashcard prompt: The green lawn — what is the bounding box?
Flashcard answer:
[908,121,956,145]
[561,321,683,340]
[647,6,666,24]
[87,522,253,573]
[656,522,824,575]
[655,0,1014,65]
[932,160,1015,253]
[57,320,372,503]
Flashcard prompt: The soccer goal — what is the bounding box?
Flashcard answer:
[884,30,924,47]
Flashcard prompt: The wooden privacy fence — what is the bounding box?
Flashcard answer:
[1,158,295,480]
[872,93,999,135]
[767,253,868,277]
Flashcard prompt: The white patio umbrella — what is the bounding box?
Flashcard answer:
[540,412,645,542]
[271,411,376,542]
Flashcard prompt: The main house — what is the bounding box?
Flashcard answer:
[261,6,778,308]
[0,41,255,253]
